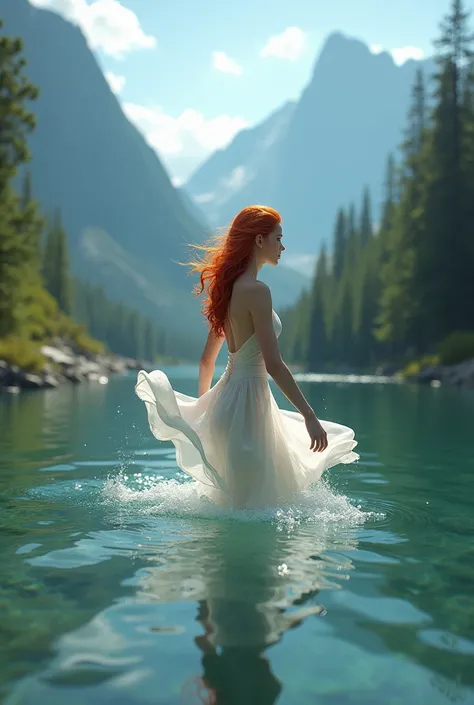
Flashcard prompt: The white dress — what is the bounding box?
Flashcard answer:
[135,310,359,508]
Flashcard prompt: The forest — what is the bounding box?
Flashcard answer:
[281,0,474,373]
[0,21,180,369]
[2,1,474,375]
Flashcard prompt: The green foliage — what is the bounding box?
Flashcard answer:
[0,22,38,189]
[0,336,45,374]
[0,22,177,371]
[72,279,177,361]
[42,209,72,314]
[0,24,44,339]
[286,187,380,371]
[285,0,474,372]
[400,355,440,379]
[438,331,474,365]
[359,187,373,246]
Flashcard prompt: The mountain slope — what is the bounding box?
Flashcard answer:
[2,0,206,336]
[187,101,295,227]
[186,33,434,257]
[1,0,307,340]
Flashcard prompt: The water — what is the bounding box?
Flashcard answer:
[1,368,474,705]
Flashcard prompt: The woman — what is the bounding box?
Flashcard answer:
[135,205,358,508]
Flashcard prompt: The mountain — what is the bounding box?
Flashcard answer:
[1,0,307,344]
[186,32,435,258]
[188,101,295,223]
[1,0,209,341]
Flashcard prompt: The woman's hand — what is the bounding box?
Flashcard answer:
[304,411,328,452]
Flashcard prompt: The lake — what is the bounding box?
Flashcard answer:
[1,368,473,705]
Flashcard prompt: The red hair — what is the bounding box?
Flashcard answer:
[185,205,281,336]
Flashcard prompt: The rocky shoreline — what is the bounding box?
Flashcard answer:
[2,344,474,393]
[402,357,474,389]
[0,342,152,394]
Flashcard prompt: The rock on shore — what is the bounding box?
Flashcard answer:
[0,343,153,394]
[403,358,474,388]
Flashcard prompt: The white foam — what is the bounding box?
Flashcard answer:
[101,470,375,528]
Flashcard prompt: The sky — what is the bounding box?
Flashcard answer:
[29,0,474,184]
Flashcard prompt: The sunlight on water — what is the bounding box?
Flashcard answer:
[2,375,474,705]
[101,467,379,528]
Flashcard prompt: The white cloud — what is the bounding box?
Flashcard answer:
[194,192,216,204]
[212,51,242,76]
[391,46,425,65]
[260,27,306,62]
[105,71,126,94]
[29,0,156,59]
[370,43,424,66]
[223,166,247,191]
[370,44,383,55]
[123,104,249,157]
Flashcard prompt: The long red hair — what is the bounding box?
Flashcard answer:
[185,205,281,336]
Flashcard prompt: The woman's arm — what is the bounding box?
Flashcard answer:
[198,328,225,396]
[248,282,328,451]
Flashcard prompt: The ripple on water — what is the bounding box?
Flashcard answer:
[29,450,383,531]
[359,495,436,529]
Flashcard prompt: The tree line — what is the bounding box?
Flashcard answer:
[0,21,181,365]
[282,0,474,371]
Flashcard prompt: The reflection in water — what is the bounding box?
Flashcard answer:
[6,497,361,705]
[135,518,359,705]
[4,375,473,703]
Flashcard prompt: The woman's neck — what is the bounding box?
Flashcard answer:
[244,253,263,278]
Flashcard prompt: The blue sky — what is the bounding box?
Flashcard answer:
[30,0,474,182]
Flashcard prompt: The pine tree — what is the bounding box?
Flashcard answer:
[377,70,428,351]
[0,26,42,337]
[42,209,72,314]
[332,208,347,279]
[359,187,373,246]
[379,153,397,236]
[307,247,329,370]
[417,0,474,345]
[129,311,145,360]
[143,318,157,361]
[462,60,474,250]
[342,202,359,272]
[0,24,38,191]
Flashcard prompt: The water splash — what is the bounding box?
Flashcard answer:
[101,468,377,528]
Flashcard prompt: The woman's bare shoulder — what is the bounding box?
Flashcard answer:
[233,277,271,302]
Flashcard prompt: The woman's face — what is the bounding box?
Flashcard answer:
[257,223,285,266]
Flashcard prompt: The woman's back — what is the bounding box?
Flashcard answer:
[224,276,260,354]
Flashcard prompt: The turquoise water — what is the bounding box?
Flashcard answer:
[1,368,474,704]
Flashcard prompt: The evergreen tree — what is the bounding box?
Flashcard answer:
[129,311,144,359]
[307,247,329,370]
[463,59,474,248]
[0,26,42,337]
[379,153,397,236]
[359,187,373,246]
[342,202,359,273]
[0,24,38,191]
[286,2,474,371]
[332,208,347,279]
[291,289,311,363]
[42,209,72,314]
[377,70,428,351]
[416,0,474,345]
[143,318,157,361]
[404,68,427,163]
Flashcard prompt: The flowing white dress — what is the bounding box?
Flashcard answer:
[135,310,359,508]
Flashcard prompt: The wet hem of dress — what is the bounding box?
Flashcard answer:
[135,371,229,497]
